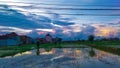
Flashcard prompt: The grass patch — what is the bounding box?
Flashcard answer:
[0,41,120,57]
[90,45,120,56]
[0,50,27,57]
[77,41,120,46]
[0,44,35,57]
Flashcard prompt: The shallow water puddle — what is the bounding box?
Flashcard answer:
[0,48,120,68]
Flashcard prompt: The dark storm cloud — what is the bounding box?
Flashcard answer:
[53,21,74,26]
[0,4,76,37]
[0,5,44,29]
[51,13,75,26]
[27,14,51,23]
[0,5,73,30]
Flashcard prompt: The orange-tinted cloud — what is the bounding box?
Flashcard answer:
[93,24,119,37]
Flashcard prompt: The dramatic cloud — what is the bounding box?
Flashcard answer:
[0,0,120,40]
[0,4,75,38]
[0,5,43,29]
[0,26,32,35]
[93,23,120,38]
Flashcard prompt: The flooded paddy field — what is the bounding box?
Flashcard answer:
[0,47,120,68]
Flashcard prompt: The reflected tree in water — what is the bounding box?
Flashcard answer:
[89,48,96,57]
[36,41,40,55]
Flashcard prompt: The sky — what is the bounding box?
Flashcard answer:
[0,0,120,40]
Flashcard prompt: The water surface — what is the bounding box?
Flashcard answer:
[0,48,120,68]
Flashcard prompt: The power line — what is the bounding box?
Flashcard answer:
[7,10,120,16]
[3,5,120,11]
[0,1,120,7]
[1,4,120,16]
[30,12,120,16]
[25,7,120,10]
[12,6,120,11]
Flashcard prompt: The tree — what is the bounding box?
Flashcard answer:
[88,35,94,42]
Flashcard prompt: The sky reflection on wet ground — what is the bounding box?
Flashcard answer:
[0,48,120,68]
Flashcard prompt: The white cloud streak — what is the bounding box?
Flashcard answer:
[0,26,32,34]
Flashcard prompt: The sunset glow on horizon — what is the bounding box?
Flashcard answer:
[0,0,120,39]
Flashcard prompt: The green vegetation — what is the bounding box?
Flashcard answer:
[0,50,25,57]
[0,41,120,57]
[90,45,120,56]
[0,43,60,57]
[77,41,120,46]
[0,44,35,57]
[77,41,120,56]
